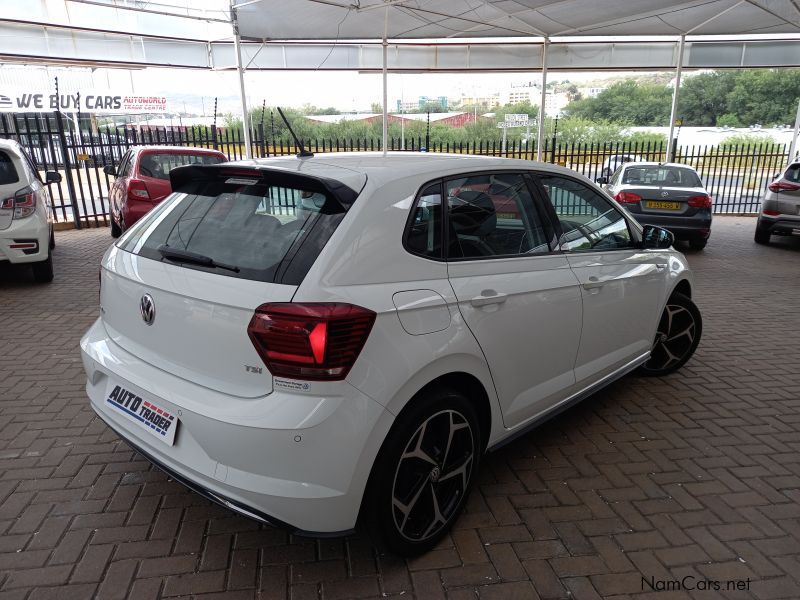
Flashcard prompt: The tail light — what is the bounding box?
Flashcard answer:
[614,191,641,204]
[127,179,151,201]
[248,303,376,381]
[762,209,781,216]
[687,195,712,209]
[0,191,35,219]
[768,181,800,193]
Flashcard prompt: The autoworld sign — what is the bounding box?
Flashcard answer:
[0,90,168,113]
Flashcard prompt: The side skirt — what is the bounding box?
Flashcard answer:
[487,352,650,452]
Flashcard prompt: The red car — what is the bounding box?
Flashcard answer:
[105,146,227,237]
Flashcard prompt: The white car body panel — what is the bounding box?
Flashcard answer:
[81,152,695,534]
[0,139,52,265]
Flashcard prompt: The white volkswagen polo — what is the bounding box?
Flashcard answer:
[81,153,701,555]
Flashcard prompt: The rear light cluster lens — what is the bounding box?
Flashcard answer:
[762,209,781,216]
[768,181,800,193]
[0,193,36,218]
[614,191,641,204]
[128,179,150,201]
[248,303,376,381]
[687,195,712,209]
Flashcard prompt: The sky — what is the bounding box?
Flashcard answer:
[121,67,637,115]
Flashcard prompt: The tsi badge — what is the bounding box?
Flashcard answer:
[140,293,155,326]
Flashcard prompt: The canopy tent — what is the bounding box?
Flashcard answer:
[0,0,798,158]
[234,0,800,40]
[231,0,800,158]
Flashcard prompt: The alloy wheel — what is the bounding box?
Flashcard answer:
[391,409,475,542]
[646,303,697,371]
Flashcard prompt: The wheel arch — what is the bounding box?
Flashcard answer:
[671,278,692,299]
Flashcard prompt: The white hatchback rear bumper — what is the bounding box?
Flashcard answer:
[80,317,393,534]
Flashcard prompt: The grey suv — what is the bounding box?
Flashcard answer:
[755,162,800,244]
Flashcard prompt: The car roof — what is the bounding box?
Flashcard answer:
[131,145,226,155]
[0,138,23,153]
[228,152,582,188]
[622,162,699,171]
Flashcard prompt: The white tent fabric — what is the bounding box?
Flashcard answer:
[236,0,800,41]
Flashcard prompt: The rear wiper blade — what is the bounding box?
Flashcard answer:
[157,245,240,273]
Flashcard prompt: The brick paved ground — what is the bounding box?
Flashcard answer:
[1,216,799,600]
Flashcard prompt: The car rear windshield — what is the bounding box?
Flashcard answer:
[117,174,351,285]
[0,151,19,185]
[622,166,702,188]
[139,153,225,180]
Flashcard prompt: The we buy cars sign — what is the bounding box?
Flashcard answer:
[0,89,168,113]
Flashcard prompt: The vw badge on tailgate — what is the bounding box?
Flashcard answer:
[140,293,155,325]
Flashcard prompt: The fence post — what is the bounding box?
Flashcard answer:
[211,125,218,151]
[257,123,267,157]
[53,110,81,229]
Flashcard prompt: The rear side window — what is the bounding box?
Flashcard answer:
[405,183,443,259]
[784,164,800,183]
[0,151,19,185]
[118,174,351,285]
[139,152,225,180]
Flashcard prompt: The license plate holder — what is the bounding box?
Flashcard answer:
[104,383,178,446]
[645,200,681,210]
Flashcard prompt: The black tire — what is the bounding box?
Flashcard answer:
[32,251,54,283]
[49,226,55,250]
[365,387,481,556]
[689,238,707,250]
[638,292,701,377]
[110,215,122,238]
[754,228,770,245]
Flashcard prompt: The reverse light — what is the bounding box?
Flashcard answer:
[768,181,800,193]
[128,179,151,201]
[614,191,641,204]
[687,195,712,209]
[248,303,376,381]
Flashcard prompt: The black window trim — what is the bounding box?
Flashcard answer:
[529,170,642,253]
[402,178,446,261]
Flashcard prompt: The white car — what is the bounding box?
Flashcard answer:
[0,139,62,282]
[81,153,701,555]
[601,153,643,177]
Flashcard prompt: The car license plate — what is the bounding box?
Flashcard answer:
[104,383,178,446]
[645,200,681,210]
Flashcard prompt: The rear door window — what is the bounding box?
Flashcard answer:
[0,151,19,185]
[139,152,225,180]
[118,172,353,285]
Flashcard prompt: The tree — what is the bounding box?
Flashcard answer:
[562,80,672,126]
[370,102,383,114]
[679,72,737,126]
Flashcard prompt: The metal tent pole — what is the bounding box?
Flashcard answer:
[382,8,389,156]
[788,98,800,165]
[666,35,686,163]
[536,38,549,162]
[231,1,252,159]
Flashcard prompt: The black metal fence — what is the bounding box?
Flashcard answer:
[0,111,790,228]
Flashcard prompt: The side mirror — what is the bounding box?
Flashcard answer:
[642,225,674,250]
[595,176,608,185]
[103,165,116,176]
[45,171,62,185]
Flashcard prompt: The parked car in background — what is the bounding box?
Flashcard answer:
[82,153,701,556]
[600,153,643,177]
[755,162,800,244]
[598,162,713,250]
[105,146,227,237]
[0,139,62,282]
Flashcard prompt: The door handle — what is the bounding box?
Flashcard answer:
[582,276,607,290]
[470,291,508,307]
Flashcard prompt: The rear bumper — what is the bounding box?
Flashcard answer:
[632,213,712,240]
[0,216,49,264]
[80,317,393,534]
[757,214,800,237]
